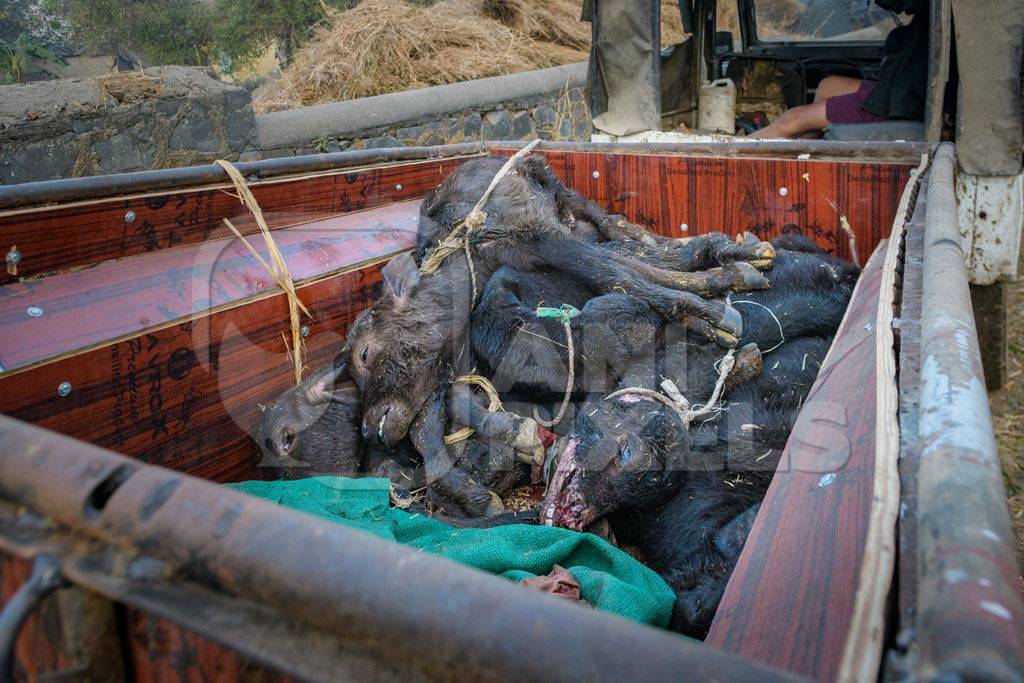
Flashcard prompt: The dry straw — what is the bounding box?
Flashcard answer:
[255,0,686,113]
[444,373,504,444]
[215,160,311,385]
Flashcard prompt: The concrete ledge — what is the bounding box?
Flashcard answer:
[0,66,257,183]
[255,62,587,150]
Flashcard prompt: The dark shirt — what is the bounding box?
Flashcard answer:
[861,0,930,120]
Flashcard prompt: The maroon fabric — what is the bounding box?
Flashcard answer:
[825,80,887,124]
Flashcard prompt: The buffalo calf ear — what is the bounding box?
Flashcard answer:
[381,253,421,299]
[303,362,354,406]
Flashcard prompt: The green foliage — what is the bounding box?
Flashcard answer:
[63,0,216,66]
[212,0,352,72]
[7,0,376,74]
[0,0,67,44]
[0,33,68,84]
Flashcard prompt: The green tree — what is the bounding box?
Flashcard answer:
[63,0,215,66]
[0,0,67,44]
[212,0,351,72]
[0,33,68,83]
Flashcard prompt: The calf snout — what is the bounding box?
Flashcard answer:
[361,405,392,445]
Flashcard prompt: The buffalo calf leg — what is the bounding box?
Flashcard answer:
[528,236,743,347]
[410,393,503,517]
[447,384,545,466]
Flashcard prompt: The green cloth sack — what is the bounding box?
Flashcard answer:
[226,476,676,628]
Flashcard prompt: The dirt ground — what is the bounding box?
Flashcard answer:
[990,273,1024,568]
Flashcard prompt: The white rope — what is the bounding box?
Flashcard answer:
[730,299,786,353]
[606,349,736,427]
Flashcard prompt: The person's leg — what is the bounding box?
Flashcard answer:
[749,75,865,139]
[748,100,829,138]
[813,75,863,103]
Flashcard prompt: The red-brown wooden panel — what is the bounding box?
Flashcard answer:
[705,241,888,680]
[0,264,384,482]
[495,148,911,259]
[0,201,418,373]
[0,157,467,284]
[126,610,295,682]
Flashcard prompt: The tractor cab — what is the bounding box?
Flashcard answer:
[585,0,939,143]
[586,0,1022,392]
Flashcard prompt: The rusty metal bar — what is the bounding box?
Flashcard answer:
[0,554,66,680]
[0,415,799,683]
[489,139,930,162]
[913,143,1024,680]
[0,143,486,211]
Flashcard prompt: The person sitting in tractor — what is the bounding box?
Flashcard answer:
[749,0,928,139]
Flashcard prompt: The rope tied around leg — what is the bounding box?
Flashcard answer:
[420,139,541,305]
[533,304,581,428]
[443,373,504,445]
[606,348,737,428]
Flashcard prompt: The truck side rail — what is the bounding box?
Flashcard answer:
[0,414,800,683]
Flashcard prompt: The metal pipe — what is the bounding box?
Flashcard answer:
[0,415,797,683]
[0,140,926,213]
[489,139,929,161]
[0,143,486,211]
[0,554,66,680]
[915,143,1024,680]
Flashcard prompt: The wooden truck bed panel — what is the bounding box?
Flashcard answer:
[0,157,466,285]
[0,200,419,372]
[0,143,940,682]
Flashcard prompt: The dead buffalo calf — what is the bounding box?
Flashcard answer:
[346,155,774,451]
[541,237,857,635]
[255,350,541,515]
[255,356,421,483]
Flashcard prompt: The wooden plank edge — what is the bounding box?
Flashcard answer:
[836,153,932,682]
[0,155,482,220]
[0,248,410,380]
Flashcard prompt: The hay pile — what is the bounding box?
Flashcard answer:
[96,71,164,104]
[717,0,805,39]
[254,0,686,113]
[991,261,1024,567]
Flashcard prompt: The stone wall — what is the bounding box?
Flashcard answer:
[0,62,590,185]
[254,62,590,157]
[0,67,258,184]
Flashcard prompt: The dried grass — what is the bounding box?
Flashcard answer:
[255,0,687,113]
[96,71,163,104]
[990,259,1024,568]
[717,0,805,39]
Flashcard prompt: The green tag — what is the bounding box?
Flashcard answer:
[535,304,581,321]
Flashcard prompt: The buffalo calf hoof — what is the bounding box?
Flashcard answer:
[729,343,763,386]
[694,304,742,348]
[732,262,770,290]
[513,418,546,466]
[739,231,761,246]
[719,304,743,338]
[487,491,506,515]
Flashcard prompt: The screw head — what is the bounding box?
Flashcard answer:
[592,171,600,179]
[124,210,136,223]
[680,223,689,232]
[6,248,21,265]
[395,184,403,191]
[58,381,72,397]
[778,187,789,197]
[300,325,310,338]
[818,473,837,488]
[26,306,43,317]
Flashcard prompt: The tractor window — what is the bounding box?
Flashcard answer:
[754,1,902,42]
